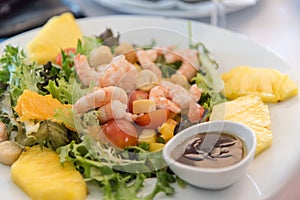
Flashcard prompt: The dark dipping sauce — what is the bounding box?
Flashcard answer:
[175,132,245,168]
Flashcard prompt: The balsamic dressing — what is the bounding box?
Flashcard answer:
[176,132,245,168]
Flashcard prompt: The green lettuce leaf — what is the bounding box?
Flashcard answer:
[57,135,177,200]
[77,36,102,56]
[0,45,42,105]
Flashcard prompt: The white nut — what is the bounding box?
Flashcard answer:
[0,141,22,166]
[0,122,7,142]
[114,43,137,63]
[136,69,159,92]
[89,45,113,68]
[170,74,189,89]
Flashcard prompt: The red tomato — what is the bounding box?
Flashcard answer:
[128,90,149,113]
[134,109,169,129]
[102,119,138,149]
[55,48,76,66]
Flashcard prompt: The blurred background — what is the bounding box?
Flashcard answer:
[0,0,299,72]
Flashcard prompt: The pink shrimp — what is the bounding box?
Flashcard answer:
[149,81,192,113]
[189,84,202,101]
[149,81,204,122]
[164,49,200,80]
[142,47,172,62]
[113,65,139,93]
[160,81,192,109]
[97,100,133,123]
[74,54,100,86]
[136,49,162,78]
[188,102,205,123]
[164,51,181,63]
[188,84,204,122]
[177,62,197,80]
[149,84,181,113]
[73,86,128,113]
[98,55,138,89]
[75,54,138,92]
[177,49,199,79]
[145,49,158,62]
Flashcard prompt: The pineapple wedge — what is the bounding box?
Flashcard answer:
[222,66,298,103]
[27,12,82,64]
[210,94,272,156]
[11,145,87,200]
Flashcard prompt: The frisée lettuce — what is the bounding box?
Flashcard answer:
[0,26,225,200]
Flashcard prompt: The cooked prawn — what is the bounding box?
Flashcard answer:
[164,51,181,64]
[160,81,192,109]
[73,86,128,113]
[149,84,181,113]
[177,61,198,80]
[75,54,138,92]
[74,54,100,86]
[149,81,192,113]
[143,47,172,62]
[109,60,138,93]
[188,84,203,122]
[189,84,202,101]
[136,49,162,78]
[97,100,133,123]
[99,55,138,89]
[150,81,204,122]
[164,49,199,80]
[145,49,158,62]
[164,49,198,65]
[188,102,205,123]
[0,122,7,142]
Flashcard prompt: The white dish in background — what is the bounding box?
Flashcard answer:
[109,0,179,10]
[93,0,255,18]
[0,15,300,200]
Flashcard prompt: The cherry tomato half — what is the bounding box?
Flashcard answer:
[134,109,169,129]
[102,119,138,149]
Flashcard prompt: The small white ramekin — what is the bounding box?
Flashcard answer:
[163,120,256,190]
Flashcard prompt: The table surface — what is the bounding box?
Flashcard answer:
[70,0,300,73]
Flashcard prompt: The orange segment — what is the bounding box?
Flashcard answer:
[15,90,71,122]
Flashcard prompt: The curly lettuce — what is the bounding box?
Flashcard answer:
[57,135,180,200]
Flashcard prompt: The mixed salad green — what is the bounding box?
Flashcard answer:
[0,28,225,199]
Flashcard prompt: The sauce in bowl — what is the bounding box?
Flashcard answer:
[175,132,245,168]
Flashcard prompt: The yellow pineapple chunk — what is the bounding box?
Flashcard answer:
[222,66,298,103]
[11,146,87,200]
[210,94,272,156]
[149,143,165,152]
[158,119,177,142]
[27,12,82,64]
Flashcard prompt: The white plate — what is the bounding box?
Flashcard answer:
[92,0,253,18]
[1,16,300,200]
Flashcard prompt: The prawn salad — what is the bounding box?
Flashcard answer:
[0,28,225,199]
